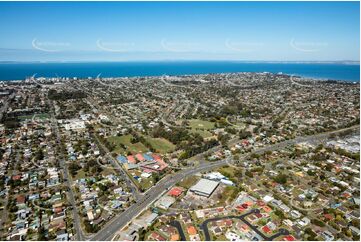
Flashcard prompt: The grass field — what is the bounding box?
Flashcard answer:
[188,119,215,130]
[74,169,87,180]
[186,119,215,138]
[34,113,50,120]
[217,166,241,178]
[107,135,148,154]
[101,168,115,177]
[190,129,213,138]
[220,186,238,204]
[144,136,175,154]
[177,175,199,189]
[17,113,50,121]
[17,115,34,121]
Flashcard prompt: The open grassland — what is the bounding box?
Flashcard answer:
[107,135,148,154]
[187,119,215,138]
[144,136,176,154]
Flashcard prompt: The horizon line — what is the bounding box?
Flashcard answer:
[0,60,359,64]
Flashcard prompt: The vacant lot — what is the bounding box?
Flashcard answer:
[217,166,242,179]
[177,175,199,189]
[107,135,148,154]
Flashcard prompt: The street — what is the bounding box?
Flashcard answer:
[89,124,359,241]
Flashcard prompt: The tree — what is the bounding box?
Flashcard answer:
[304,228,317,240]
[68,163,81,177]
[245,170,253,178]
[312,219,325,227]
[273,173,288,184]
[274,209,285,219]
[38,226,47,240]
[239,130,252,139]
[351,219,360,228]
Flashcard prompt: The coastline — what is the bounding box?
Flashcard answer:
[0,61,359,82]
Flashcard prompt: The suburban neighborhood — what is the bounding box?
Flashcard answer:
[0,72,359,241]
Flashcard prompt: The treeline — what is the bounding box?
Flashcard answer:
[152,125,219,159]
[151,125,190,146]
[2,117,20,129]
[131,131,156,152]
[179,139,219,160]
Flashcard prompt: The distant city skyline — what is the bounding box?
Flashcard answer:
[0,1,359,62]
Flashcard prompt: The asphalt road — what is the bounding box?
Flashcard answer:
[90,160,226,241]
[76,84,142,200]
[169,220,186,241]
[90,125,359,241]
[50,108,86,241]
[92,133,141,201]
[200,209,289,241]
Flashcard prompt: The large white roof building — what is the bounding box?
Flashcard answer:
[190,178,219,197]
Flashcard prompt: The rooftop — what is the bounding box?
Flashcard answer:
[190,178,219,196]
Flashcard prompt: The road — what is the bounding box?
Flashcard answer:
[49,104,86,241]
[169,220,186,241]
[92,133,141,200]
[71,81,142,199]
[199,209,289,241]
[91,160,226,241]
[90,124,359,241]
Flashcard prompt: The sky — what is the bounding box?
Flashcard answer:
[0,1,359,62]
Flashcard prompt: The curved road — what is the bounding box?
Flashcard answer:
[199,209,289,241]
[169,220,186,241]
[89,125,359,241]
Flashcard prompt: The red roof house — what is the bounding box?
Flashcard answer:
[16,195,26,204]
[127,155,136,164]
[168,187,183,197]
[135,154,145,162]
[262,226,271,234]
[283,235,295,241]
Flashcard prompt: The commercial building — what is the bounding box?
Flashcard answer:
[189,179,219,197]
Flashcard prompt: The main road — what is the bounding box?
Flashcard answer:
[90,125,359,241]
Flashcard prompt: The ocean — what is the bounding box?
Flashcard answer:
[0,61,359,82]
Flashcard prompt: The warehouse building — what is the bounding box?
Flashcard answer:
[190,178,219,197]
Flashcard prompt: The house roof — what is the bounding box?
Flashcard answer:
[12,175,21,181]
[149,232,166,241]
[324,214,334,220]
[127,155,136,164]
[152,154,162,162]
[168,187,183,197]
[262,226,271,233]
[117,155,127,163]
[283,235,295,241]
[135,153,145,161]
[16,195,25,204]
[170,234,179,241]
[187,226,197,235]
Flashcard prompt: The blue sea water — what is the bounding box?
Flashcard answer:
[0,61,359,82]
